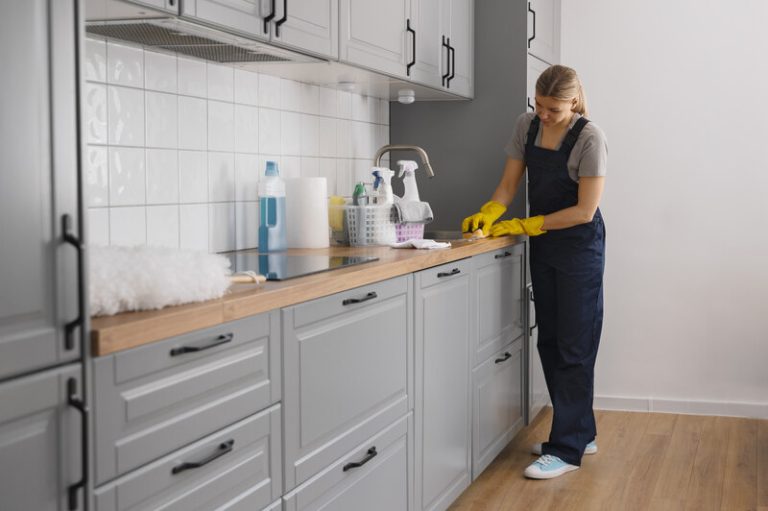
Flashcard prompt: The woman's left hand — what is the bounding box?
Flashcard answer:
[490,216,547,237]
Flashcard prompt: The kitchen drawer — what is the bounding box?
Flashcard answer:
[415,258,472,289]
[92,312,280,484]
[471,244,524,366]
[94,404,282,511]
[471,338,524,479]
[282,275,412,490]
[291,275,410,328]
[283,413,412,511]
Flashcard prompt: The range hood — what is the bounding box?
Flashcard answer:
[85,1,321,65]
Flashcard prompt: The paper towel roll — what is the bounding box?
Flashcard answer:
[285,177,330,248]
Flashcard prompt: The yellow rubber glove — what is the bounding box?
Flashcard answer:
[490,215,547,237]
[461,201,507,236]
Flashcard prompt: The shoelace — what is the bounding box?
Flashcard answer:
[535,454,560,467]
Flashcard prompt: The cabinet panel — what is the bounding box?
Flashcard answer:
[526,54,550,113]
[408,0,443,88]
[471,245,524,366]
[527,0,559,64]
[93,405,281,511]
[283,414,411,511]
[271,0,338,59]
[472,339,524,478]
[445,0,473,97]
[340,0,409,77]
[119,0,179,15]
[0,365,82,511]
[93,312,280,484]
[283,275,412,490]
[527,282,548,419]
[414,262,471,511]
[182,0,270,41]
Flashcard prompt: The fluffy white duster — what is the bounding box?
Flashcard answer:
[89,245,232,316]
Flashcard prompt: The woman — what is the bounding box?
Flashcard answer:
[462,64,607,480]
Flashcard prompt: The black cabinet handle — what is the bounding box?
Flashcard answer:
[275,0,288,37]
[494,251,512,259]
[495,352,512,364]
[264,0,276,34]
[172,439,235,475]
[447,42,455,87]
[529,287,538,334]
[528,2,536,49]
[527,97,535,111]
[342,291,378,306]
[343,447,378,472]
[406,19,416,76]
[170,333,234,356]
[441,36,450,86]
[437,268,461,278]
[168,0,175,6]
[62,214,83,351]
[66,378,88,511]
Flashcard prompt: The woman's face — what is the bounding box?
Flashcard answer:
[535,95,577,128]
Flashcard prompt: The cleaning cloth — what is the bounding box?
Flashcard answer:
[89,245,232,316]
[390,239,451,250]
[394,201,434,224]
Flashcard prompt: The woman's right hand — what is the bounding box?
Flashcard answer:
[461,200,507,236]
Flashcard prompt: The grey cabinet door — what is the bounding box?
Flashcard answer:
[409,0,443,88]
[270,0,338,59]
[118,0,179,15]
[282,275,412,491]
[445,0,473,97]
[414,259,472,511]
[471,245,524,367]
[527,0,560,64]
[340,0,410,77]
[0,364,83,511]
[182,0,271,41]
[471,338,524,479]
[527,282,548,419]
[0,0,81,380]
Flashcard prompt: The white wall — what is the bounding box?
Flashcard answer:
[561,1,768,418]
[83,38,389,252]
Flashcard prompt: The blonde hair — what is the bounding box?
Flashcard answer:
[536,65,588,117]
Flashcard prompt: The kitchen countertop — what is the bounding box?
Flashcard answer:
[90,236,522,356]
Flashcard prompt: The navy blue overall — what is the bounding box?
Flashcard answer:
[525,115,605,467]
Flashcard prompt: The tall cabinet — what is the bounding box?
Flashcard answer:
[0,0,86,510]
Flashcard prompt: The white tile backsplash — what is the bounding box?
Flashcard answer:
[85,40,388,252]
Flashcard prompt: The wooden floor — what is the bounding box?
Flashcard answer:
[448,407,768,511]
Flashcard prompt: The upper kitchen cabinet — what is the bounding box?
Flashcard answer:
[440,0,474,97]
[340,0,411,78]
[526,53,549,112]
[118,0,179,15]
[527,0,560,64]
[270,0,339,59]
[0,0,82,380]
[181,0,270,41]
[408,0,442,88]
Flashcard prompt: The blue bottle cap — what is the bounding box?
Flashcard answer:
[265,160,279,176]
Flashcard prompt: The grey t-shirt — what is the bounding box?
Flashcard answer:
[504,112,608,182]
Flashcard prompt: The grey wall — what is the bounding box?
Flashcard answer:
[390,0,528,231]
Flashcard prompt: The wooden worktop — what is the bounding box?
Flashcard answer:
[90,236,522,356]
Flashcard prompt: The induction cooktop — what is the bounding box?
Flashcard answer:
[223,252,379,281]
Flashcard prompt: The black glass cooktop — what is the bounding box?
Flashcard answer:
[223,252,379,281]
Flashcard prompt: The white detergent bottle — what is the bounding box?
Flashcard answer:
[258,161,287,252]
[372,167,395,204]
[397,160,420,202]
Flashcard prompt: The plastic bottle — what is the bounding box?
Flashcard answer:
[371,167,395,204]
[258,161,287,252]
[397,160,420,202]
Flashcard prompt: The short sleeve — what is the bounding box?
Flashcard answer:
[504,113,533,160]
[576,124,608,177]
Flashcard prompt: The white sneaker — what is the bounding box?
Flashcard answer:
[531,440,597,456]
[524,454,579,479]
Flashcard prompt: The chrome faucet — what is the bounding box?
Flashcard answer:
[373,144,435,177]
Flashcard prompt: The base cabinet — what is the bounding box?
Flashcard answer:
[414,259,472,511]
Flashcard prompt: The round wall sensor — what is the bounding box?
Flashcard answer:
[397,89,416,104]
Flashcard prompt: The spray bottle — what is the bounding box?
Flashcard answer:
[397,160,420,202]
[371,167,395,204]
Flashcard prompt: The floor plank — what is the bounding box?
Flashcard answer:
[759,420,768,509]
[652,413,704,501]
[684,416,732,511]
[720,417,758,511]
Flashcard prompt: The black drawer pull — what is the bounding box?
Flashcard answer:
[528,2,536,48]
[494,251,512,259]
[406,18,416,76]
[275,0,288,37]
[437,268,461,278]
[342,291,378,306]
[172,439,235,475]
[495,352,512,364]
[170,333,234,356]
[343,447,378,472]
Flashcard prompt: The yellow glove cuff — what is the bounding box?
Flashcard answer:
[479,200,507,222]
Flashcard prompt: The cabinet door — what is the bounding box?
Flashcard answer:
[526,54,549,113]
[527,283,548,419]
[527,0,559,64]
[271,0,338,59]
[445,0,473,97]
[119,0,179,15]
[408,0,443,88]
[340,0,410,77]
[414,259,472,511]
[0,0,81,381]
[472,339,524,479]
[0,364,83,511]
[182,0,270,41]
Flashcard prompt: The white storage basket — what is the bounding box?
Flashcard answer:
[345,204,397,246]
